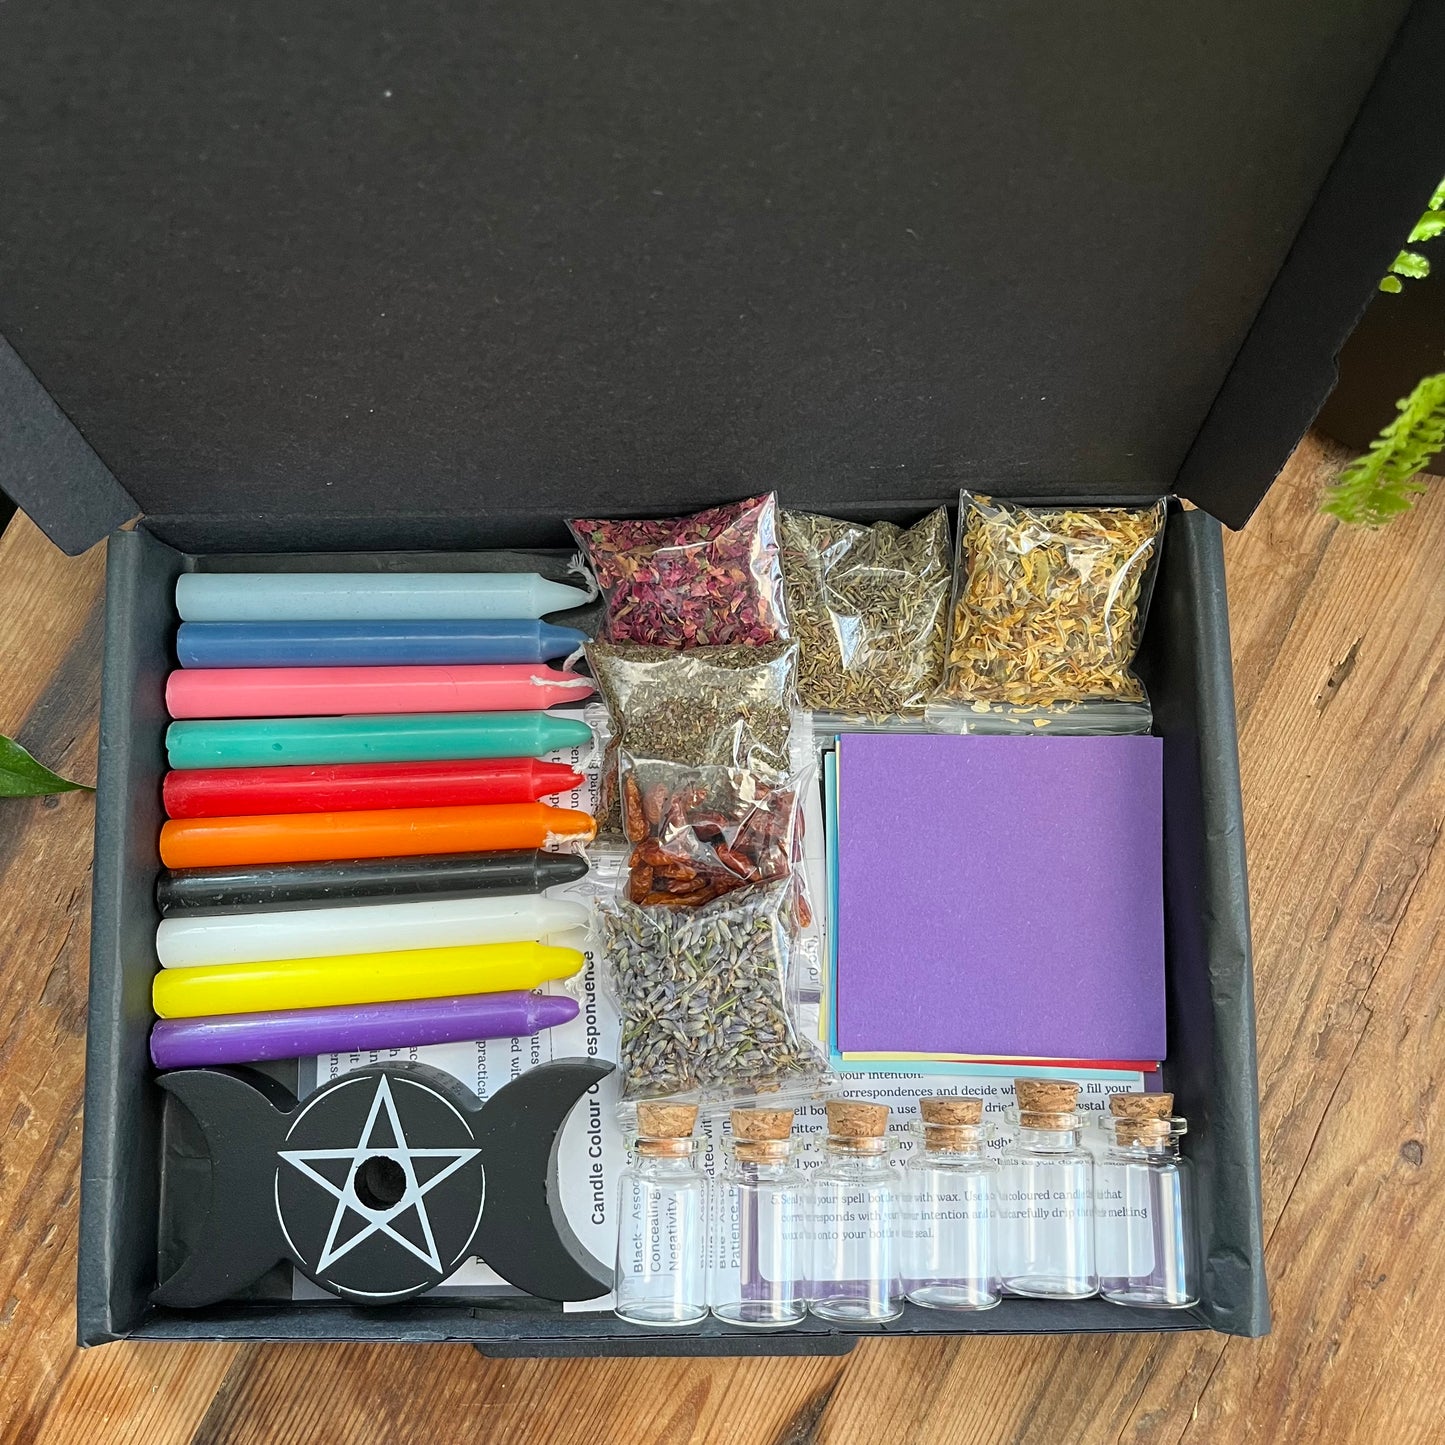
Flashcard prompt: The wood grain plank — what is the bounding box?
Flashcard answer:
[0,517,235,1445]
[1218,432,1354,731]
[0,516,107,752]
[185,1345,843,1445]
[1168,471,1445,1444]
[0,454,1442,1444]
[1111,465,1445,1441]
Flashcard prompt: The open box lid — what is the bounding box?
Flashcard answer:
[1,1,1442,556]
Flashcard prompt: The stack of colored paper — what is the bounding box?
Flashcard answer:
[823,733,1166,1080]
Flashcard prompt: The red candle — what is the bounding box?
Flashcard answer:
[162,758,586,819]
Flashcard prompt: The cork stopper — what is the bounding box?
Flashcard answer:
[1015,1079,1081,1129]
[731,1107,795,1161]
[1109,1091,1175,1145]
[825,1098,890,1143]
[636,1102,699,1156]
[919,1095,984,1150]
[920,1096,984,1126]
[1109,1092,1173,1118]
[731,1108,795,1140]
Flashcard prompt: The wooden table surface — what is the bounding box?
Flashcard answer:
[0,437,1441,1445]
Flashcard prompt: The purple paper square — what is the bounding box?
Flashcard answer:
[834,733,1165,1060]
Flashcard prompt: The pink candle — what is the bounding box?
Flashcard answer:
[166,664,595,719]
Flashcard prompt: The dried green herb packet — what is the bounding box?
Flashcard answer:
[780,507,951,718]
[588,640,797,775]
[587,641,798,836]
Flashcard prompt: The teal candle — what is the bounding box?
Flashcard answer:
[166,710,594,770]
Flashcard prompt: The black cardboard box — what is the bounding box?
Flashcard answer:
[1,0,1442,1353]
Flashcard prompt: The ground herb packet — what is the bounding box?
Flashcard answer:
[780,506,951,718]
[568,492,789,649]
[588,641,797,777]
[586,640,797,837]
[598,881,821,1103]
[937,493,1167,713]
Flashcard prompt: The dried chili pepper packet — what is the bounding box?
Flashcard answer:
[932,492,1167,728]
[620,759,802,909]
[568,493,790,649]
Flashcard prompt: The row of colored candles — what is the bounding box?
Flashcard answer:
[149,571,605,1071]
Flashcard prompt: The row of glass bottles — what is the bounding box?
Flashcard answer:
[614,1084,1198,1328]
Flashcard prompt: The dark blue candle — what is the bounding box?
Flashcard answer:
[176,620,589,668]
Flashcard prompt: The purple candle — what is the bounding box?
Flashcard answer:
[150,991,578,1069]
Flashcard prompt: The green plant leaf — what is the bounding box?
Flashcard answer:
[1322,372,1445,527]
[1388,249,1431,280]
[1408,210,1445,244]
[1378,174,1445,289]
[0,734,92,797]
[1379,274,1404,293]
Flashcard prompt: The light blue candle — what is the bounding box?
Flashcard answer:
[176,572,592,623]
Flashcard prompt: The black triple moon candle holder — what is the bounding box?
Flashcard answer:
[152,1058,614,1307]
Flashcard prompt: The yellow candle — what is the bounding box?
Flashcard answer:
[152,940,584,1019]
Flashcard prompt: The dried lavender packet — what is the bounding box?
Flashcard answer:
[596,881,823,1105]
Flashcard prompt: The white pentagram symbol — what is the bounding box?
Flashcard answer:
[278,1074,481,1276]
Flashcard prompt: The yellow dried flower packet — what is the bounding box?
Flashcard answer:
[939,494,1166,709]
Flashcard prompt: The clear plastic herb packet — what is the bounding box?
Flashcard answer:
[588,640,798,777]
[568,492,790,650]
[781,506,952,719]
[586,640,798,839]
[935,492,1167,722]
[597,880,824,1108]
[617,757,806,910]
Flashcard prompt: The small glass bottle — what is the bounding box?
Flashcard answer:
[711,1106,808,1328]
[614,1102,708,1327]
[1095,1092,1199,1309]
[809,1099,904,1323]
[903,1095,1002,1311]
[996,1079,1097,1299]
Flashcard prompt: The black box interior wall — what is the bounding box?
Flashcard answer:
[2,3,1444,558]
[79,507,1264,1350]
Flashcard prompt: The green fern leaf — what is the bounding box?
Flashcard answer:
[1321,372,1445,528]
[1378,175,1445,290]
[1408,210,1445,244]
[1388,250,1431,280]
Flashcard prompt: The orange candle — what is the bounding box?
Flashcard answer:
[159,802,596,869]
